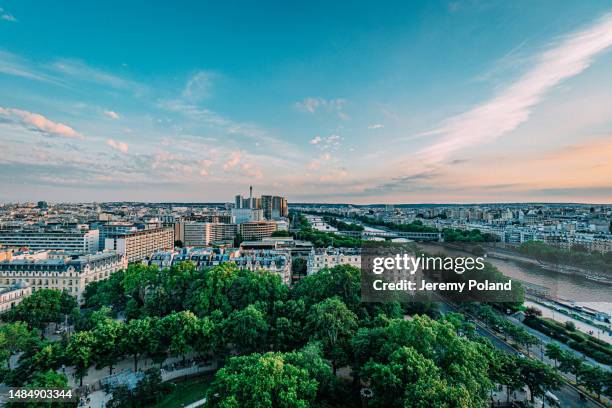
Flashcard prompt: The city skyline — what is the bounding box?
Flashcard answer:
[1,1,612,203]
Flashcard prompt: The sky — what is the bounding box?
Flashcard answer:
[1,1,612,204]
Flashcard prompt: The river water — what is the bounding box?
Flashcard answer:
[417,243,612,316]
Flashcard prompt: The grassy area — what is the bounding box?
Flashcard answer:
[153,374,214,408]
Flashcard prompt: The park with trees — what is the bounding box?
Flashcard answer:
[1,258,610,406]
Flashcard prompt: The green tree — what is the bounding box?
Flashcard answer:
[577,365,607,400]
[517,358,562,403]
[306,297,357,374]
[160,311,200,361]
[557,351,584,375]
[66,331,96,386]
[121,317,153,371]
[545,343,564,368]
[9,370,70,408]
[0,322,37,369]
[224,305,269,355]
[206,352,319,408]
[362,346,463,408]
[92,316,124,374]
[5,289,65,333]
[352,316,492,407]
[490,353,525,403]
[122,263,158,304]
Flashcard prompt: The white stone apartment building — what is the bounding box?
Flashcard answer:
[307,247,361,275]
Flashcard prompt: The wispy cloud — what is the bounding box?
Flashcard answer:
[0,50,60,84]
[223,151,242,171]
[368,123,384,129]
[418,13,612,164]
[295,97,349,119]
[50,58,144,92]
[0,7,16,22]
[104,110,120,120]
[310,134,341,151]
[182,70,214,102]
[0,106,85,139]
[106,139,128,153]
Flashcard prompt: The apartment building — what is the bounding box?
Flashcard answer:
[230,249,292,284]
[240,220,277,240]
[105,227,174,262]
[0,251,126,301]
[307,247,361,275]
[181,222,238,246]
[0,282,32,313]
[0,226,100,253]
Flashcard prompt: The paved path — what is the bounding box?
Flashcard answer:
[184,397,207,408]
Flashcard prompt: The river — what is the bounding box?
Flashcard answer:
[417,243,612,317]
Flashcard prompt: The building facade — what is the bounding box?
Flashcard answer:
[240,221,277,240]
[0,251,126,301]
[307,247,361,275]
[261,195,289,219]
[0,282,32,313]
[0,227,100,253]
[105,227,174,262]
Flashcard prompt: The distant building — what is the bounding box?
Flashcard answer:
[0,226,100,253]
[231,208,264,224]
[95,222,137,249]
[0,282,32,314]
[206,223,238,245]
[261,195,288,219]
[231,249,291,284]
[149,246,291,284]
[307,247,361,275]
[235,188,287,219]
[0,251,126,301]
[105,227,174,262]
[182,222,238,246]
[240,221,277,240]
[0,247,12,262]
[240,237,313,256]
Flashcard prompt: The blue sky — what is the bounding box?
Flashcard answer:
[1,1,612,203]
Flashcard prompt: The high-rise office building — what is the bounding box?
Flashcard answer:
[235,187,288,220]
[261,195,288,219]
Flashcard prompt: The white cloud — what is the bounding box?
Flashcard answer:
[50,59,144,92]
[295,97,348,119]
[182,71,214,101]
[223,151,242,171]
[311,134,342,152]
[418,13,612,164]
[240,162,263,179]
[0,106,84,139]
[319,168,348,182]
[104,110,120,120]
[368,123,384,129]
[106,139,129,153]
[0,7,17,22]
[0,50,61,84]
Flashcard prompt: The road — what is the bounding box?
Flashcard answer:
[437,301,605,408]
